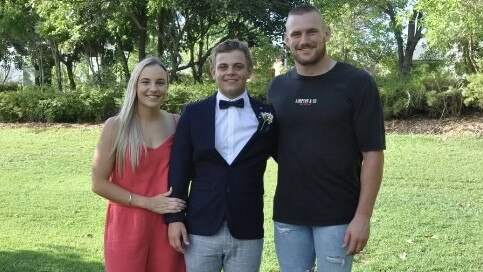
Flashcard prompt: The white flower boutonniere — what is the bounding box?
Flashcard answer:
[259,112,273,132]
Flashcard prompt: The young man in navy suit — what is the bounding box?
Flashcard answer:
[165,39,276,272]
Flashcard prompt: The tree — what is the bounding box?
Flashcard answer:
[315,0,424,76]
[158,0,303,83]
[418,0,483,74]
[316,2,394,70]
[34,0,83,91]
[127,0,149,61]
[380,1,423,76]
[0,0,54,86]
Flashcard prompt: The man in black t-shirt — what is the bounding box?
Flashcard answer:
[268,4,385,272]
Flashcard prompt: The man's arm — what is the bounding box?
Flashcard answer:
[165,106,194,253]
[165,106,194,223]
[344,150,384,255]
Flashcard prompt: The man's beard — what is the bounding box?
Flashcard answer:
[293,44,326,66]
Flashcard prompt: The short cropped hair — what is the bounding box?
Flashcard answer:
[288,4,320,16]
[210,39,253,70]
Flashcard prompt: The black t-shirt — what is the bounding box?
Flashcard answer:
[268,62,385,226]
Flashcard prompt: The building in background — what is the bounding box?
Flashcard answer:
[0,61,35,85]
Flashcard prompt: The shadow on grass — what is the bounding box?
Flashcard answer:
[0,245,103,272]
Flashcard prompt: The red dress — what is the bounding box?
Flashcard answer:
[104,136,185,272]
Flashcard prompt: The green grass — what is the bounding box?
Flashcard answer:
[1,127,482,271]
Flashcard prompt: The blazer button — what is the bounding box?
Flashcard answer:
[226,188,230,193]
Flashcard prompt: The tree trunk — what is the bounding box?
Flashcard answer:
[384,5,404,73]
[138,27,147,61]
[135,1,148,61]
[385,6,423,76]
[1,64,10,83]
[157,8,170,58]
[467,35,479,73]
[119,50,130,83]
[462,40,477,74]
[85,44,97,83]
[63,58,76,90]
[168,12,180,83]
[51,41,63,92]
[189,47,197,81]
[189,45,204,83]
[35,54,53,87]
[115,35,130,82]
[35,42,44,87]
[401,10,423,76]
[195,41,204,83]
[34,63,40,85]
[169,48,179,82]
[96,55,102,83]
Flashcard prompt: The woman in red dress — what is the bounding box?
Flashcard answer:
[91,57,186,272]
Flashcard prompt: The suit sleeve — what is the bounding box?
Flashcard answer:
[165,105,194,223]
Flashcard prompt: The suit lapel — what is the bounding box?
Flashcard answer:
[252,99,270,133]
[203,94,217,148]
[204,93,228,164]
[251,98,263,132]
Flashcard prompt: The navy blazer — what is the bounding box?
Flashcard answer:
[165,93,277,239]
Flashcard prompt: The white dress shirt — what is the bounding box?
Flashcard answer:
[215,91,258,165]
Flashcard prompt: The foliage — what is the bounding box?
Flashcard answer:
[417,0,483,73]
[377,59,478,119]
[462,73,483,110]
[163,82,216,114]
[0,87,55,122]
[419,70,464,118]
[0,0,307,89]
[377,73,427,118]
[163,40,281,113]
[320,1,394,70]
[0,78,271,123]
[1,129,483,271]
[0,0,37,61]
[0,83,20,92]
[316,0,424,76]
[247,41,281,101]
[1,0,482,119]
[0,86,120,123]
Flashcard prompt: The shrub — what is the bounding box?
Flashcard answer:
[163,82,216,114]
[424,85,463,118]
[377,65,470,119]
[377,73,427,119]
[0,83,20,92]
[247,80,270,102]
[462,73,483,110]
[0,87,54,122]
[0,86,121,123]
[76,86,120,122]
[163,80,271,114]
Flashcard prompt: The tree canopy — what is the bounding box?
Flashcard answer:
[0,0,481,90]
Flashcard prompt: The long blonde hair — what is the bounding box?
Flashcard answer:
[113,57,168,174]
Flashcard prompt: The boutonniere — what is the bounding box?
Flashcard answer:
[259,111,273,132]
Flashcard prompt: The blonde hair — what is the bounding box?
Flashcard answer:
[113,57,168,174]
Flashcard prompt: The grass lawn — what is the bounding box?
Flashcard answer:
[0,126,482,271]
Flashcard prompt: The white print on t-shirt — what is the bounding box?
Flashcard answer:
[294,98,317,106]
